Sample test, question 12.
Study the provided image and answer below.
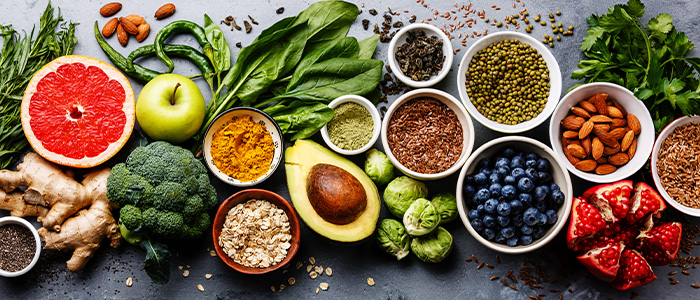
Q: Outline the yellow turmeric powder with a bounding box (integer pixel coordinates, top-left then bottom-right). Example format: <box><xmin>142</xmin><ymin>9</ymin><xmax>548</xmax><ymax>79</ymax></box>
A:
<box><xmin>211</xmin><ymin>115</ymin><xmax>274</xmax><ymax>182</ymax></box>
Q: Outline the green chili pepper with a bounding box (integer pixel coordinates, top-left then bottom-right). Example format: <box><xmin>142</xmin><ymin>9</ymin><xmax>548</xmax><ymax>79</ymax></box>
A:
<box><xmin>151</xmin><ymin>20</ymin><xmax>213</xmax><ymax>73</ymax></box>
<box><xmin>94</xmin><ymin>21</ymin><xmax>159</xmax><ymax>83</ymax></box>
<box><xmin>128</xmin><ymin>44</ymin><xmax>215</xmax><ymax>81</ymax></box>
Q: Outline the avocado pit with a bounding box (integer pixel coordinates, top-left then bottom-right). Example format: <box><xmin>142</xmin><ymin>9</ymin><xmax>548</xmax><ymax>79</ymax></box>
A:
<box><xmin>306</xmin><ymin>163</ymin><xmax>367</xmax><ymax>225</ymax></box>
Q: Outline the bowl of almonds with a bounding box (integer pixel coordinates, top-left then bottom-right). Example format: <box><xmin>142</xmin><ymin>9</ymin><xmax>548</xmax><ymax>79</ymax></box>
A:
<box><xmin>549</xmin><ymin>82</ymin><xmax>654</xmax><ymax>183</ymax></box>
<box><xmin>212</xmin><ymin>189</ymin><xmax>301</xmax><ymax>274</ymax></box>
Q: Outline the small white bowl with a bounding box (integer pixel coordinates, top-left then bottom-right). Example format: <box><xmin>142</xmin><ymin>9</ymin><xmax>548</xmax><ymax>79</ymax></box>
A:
<box><xmin>549</xmin><ymin>82</ymin><xmax>655</xmax><ymax>183</ymax></box>
<box><xmin>651</xmin><ymin>116</ymin><xmax>700</xmax><ymax>217</ymax></box>
<box><xmin>456</xmin><ymin>136</ymin><xmax>573</xmax><ymax>254</ymax></box>
<box><xmin>320</xmin><ymin>95</ymin><xmax>381</xmax><ymax>155</ymax></box>
<box><xmin>0</xmin><ymin>216</ymin><xmax>42</xmax><ymax>277</ymax></box>
<box><xmin>387</xmin><ymin>23</ymin><xmax>453</xmax><ymax>88</ymax></box>
<box><xmin>381</xmin><ymin>88</ymin><xmax>475</xmax><ymax>180</ymax></box>
<box><xmin>457</xmin><ymin>31</ymin><xmax>562</xmax><ymax>133</ymax></box>
<box><xmin>202</xmin><ymin>107</ymin><xmax>284</xmax><ymax>187</ymax></box>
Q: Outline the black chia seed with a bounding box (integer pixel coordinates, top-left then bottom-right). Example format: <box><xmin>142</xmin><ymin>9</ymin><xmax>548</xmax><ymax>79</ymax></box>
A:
<box><xmin>0</xmin><ymin>224</ymin><xmax>36</xmax><ymax>272</ymax></box>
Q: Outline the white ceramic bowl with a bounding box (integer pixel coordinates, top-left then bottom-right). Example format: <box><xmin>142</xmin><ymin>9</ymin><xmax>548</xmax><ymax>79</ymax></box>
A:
<box><xmin>387</xmin><ymin>23</ymin><xmax>453</xmax><ymax>88</ymax></box>
<box><xmin>0</xmin><ymin>216</ymin><xmax>42</xmax><ymax>277</ymax></box>
<box><xmin>381</xmin><ymin>88</ymin><xmax>475</xmax><ymax>180</ymax></box>
<box><xmin>320</xmin><ymin>95</ymin><xmax>381</xmax><ymax>155</ymax></box>
<box><xmin>456</xmin><ymin>136</ymin><xmax>573</xmax><ymax>254</ymax></box>
<box><xmin>202</xmin><ymin>107</ymin><xmax>284</xmax><ymax>187</ymax></box>
<box><xmin>549</xmin><ymin>82</ymin><xmax>655</xmax><ymax>183</ymax></box>
<box><xmin>651</xmin><ymin>116</ymin><xmax>700</xmax><ymax>217</ymax></box>
<box><xmin>457</xmin><ymin>31</ymin><xmax>562</xmax><ymax>133</ymax></box>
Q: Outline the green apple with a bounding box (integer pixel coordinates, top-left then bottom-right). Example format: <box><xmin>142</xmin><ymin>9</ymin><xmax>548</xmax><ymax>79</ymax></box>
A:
<box><xmin>136</xmin><ymin>74</ymin><xmax>206</xmax><ymax>144</ymax></box>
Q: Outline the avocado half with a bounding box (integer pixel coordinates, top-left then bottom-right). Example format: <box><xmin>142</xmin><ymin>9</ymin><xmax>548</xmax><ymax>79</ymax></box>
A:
<box><xmin>285</xmin><ymin>140</ymin><xmax>380</xmax><ymax>243</ymax></box>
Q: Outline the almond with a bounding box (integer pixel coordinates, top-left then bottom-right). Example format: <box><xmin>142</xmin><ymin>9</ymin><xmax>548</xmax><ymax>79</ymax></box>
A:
<box><xmin>620</xmin><ymin>130</ymin><xmax>634</xmax><ymax>151</ymax></box>
<box><xmin>136</xmin><ymin>23</ymin><xmax>150</xmax><ymax>42</ymax></box>
<box><xmin>628</xmin><ymin>137</ymin><xmax>638</xmax><ymax>158</ymax></box>
<box><xmin>595</xmin><ymin>164</ymin><xmax>617</xmax><ymax>175</ymax></box>
<box><xmin>100</xmin><ymin>2</ymin><xmax>122</xmax><ymax>17</ymax></box>
<box><xmin>592</xmin><ymin>137</ymin><xmax>604</xmax><ymax>160</ymax></box>
<box><xmin>125</xmin><ymin>14</ymin><xmax>145</xmax><ymax>26</ymax></box>
<box><xmin>593</xmin><ymin>124</ymin><xmax>610</xmax><ymax>132</ymax></box>
<box><xmin>595</xmin><ymin>156</ymin><xmax>608</xmax><ymax>164</ymax></box>
<box><xmin>102</xmin><ymin>18</ymin><xmax>119</xmax><ymax>37</ymax></box>
<box><xmin>607</xmin><ymin>106</ymin><xmax>623</xmax><ymax>118</ymax></box>
<box><xmin>579</xmin><ymin>121</ymin><xmax>593</xmax><ymax>139</ymax></box>
<box><xmin>155</xmin><ymin>3</ymin><xmax>176</xmax><ymax>19</ymax></box>
<box><xmin>567</xmin><ymin>144</ymin><xmax>587</xmax><ymax>159</ymax></box>
<box><xmin>571</xmin><ymin>107</ymin><xmax>591</xmax><ymax>119</ymax></box>
<box><xmin>627</xmin><ymin>113</ymin><xmax>642</xmax><ymax>135</ymax></box>
<box><xmin>610</xmin><ymin>118</ymin><xmax>628</xmax><ymax>129</ymax></box>
<box><xmin>595</xmin><ymin>131</ymin><xmax>619</xmax><ymax>148</ymax></box>
<box><xmin>590</xmin><ymin>93</ymin><xmax>609</xmax><ymax>116</ymax></box>
<box><xmin>579</xmin><ymin>100</ymin><xmax>597</xmax><ymax>113</ymax></box>
<box><xmin>609</xmin><ymin>127</ymin><xmax>628</xmax><ymax>140</ymax></box>
<box><xmin>119</xmin><ymin>17</ymin><xmax>139</xmax><ymax>35</ymax></box>
<box><xmin>590</xmin><ymin>115</ymin><xmax>613</xmax><ymax>123</ymax></box>
<box><xmin>575</xmin><ymin>160</ymin><xmax>597</xmax><ymax>172</ymax></box>
<box><xmin>612</xmin><ymin>100</ymin><xmax>628</xmax><ymax>116</ymax></box>
<box><xmin>563</xmin><ymin>146</ymin><xmax>580</xmax><ymax>165</ymax></box>
<box><xmin>567</xmin><ymin>139</ymin><xmax>582</xmax><ymax>146</ymax></box>
<box><xmin>117</xmin><ymin>23</ymin><xmax>128</xmax><ymax>47</ymax></box>
<box><xmin>561</xmin><ymin>115</ymin><xmax>584</xmax><ymax>131</ymax></box>
<box><xmin>563</xmin><ymin>131</ymin><xmax>579</xmax><ymax>139</ymax></box>
<box><xmin>608</xmin><ymin>153</ymin><xmax>630</xmax><ymax>166</ymax></box>
<box><xmin>582</xmin><ymin>137</ymin><xmax>592</xmax><ymax>155</ymax></box>
<box><xmin>603</xmin><ymin>144</ymin><xmax>621</xmax><ymax>156</ymax></box>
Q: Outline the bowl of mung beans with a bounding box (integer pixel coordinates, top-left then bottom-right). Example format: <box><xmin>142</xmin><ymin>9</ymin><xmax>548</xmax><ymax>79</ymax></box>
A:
<box><xmin>457</xmin><ymin>31</ymin><xmax>562</xmax><ymax>133</ymax></box>
<box><xmin>651</xmin><ymin>116</ymin><xmax>700</xmax><ymax>217</ymax></box>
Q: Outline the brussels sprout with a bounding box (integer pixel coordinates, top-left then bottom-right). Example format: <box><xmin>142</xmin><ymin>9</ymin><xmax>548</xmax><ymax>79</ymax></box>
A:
<box><xmin>364</xmin><ymin>149</ymin><xmax>395</xmax><ymax>186</ymax></box>
<box><xmin>403</xmin><ymin>198</ymin><xmax>440</xmax><ymax>236</ymax></box>
<box><xmin>383</xmin><ymin>176</ymin><xmax>428</xmax><ymax>218</ymax></box>
<box><xmin>410</xmin><ymin>226</ymin><xmax>453</xmax><ymax>263</ymax></box>
<box><xmin>431</xmin><ymin>192</ymin><xmax>458</xmax><ymax>224</ymax></box>
<box><xmin>376</xmin><ymin>219</ymin><xmax>410</xmax><ymax>260</ymax></box>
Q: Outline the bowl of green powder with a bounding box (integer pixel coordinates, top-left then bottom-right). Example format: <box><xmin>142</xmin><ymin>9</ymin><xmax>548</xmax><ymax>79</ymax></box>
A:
<box><xmin>321</xmin><ymin>95</ymin><xmax>381</xmax><ymax>155</ymax></box>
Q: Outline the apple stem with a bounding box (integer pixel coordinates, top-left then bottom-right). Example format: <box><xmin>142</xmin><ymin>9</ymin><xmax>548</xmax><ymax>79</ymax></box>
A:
<box><xmin>171</xmin><ymin>83</ymin><xmax>181</xmax><ymax>106</ymax></box>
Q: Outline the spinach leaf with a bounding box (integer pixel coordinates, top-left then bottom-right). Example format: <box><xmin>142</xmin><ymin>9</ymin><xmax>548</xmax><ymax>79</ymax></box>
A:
<box><xmin>203</xmin><ymin>14</ymin><xmax>231</xmax><ymax>74</ymax></box>
<box><xmin>140</xmin><ymin>239</ymin><xmax>171</xmax><ymax>285</ymax></box>
<box><xmin>291</xmin><ymin>0</ymin><xmax>358</xmax><ymax>53</ymax></box>
<box><xmin>287</xmin><ymin>37</ymin><xmax>359</xmax><ymax>90</ymax></box>
<box><xmin>357</xmin><ymin>35</ymin><xmax>380</xmax><ymax>59</ymax></box>
<box><xmin>266</xmin><ymin>101</ymin><xmax>335</xmax><ymax>141</ymax></box>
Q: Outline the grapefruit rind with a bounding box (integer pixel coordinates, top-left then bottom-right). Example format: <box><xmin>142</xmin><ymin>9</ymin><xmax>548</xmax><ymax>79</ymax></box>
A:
<box><xmin>21</xmin><ymin>55</ymin><xmax>135</xmax><ymax>168</ymax></box>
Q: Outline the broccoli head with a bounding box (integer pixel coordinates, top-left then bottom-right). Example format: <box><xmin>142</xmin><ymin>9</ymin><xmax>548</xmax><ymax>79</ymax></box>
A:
<box><xmin>120</xmin><ymin>204</ymin><xmax>143</xmax><ymax>231</ymax></box>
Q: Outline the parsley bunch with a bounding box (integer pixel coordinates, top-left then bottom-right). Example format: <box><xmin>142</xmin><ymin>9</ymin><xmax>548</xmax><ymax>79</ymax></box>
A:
<box><xmin>571</xmin><ymin>0</ymin><xmax>700</xmax><ymax>132</ymax></box>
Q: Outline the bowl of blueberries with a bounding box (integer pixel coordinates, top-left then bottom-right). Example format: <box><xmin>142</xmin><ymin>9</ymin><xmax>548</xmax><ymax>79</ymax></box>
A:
<box><xmin>456</xmin><ymin>136</ymin><xmax>573</xmax><ymax>254</ymax></box>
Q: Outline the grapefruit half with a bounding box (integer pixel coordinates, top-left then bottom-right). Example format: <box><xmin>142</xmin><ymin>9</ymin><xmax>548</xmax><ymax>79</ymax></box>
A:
<box><xmin>21</xmin><ymin>55</ymin><xmax>135</xmax><ymax>168</ymax></box>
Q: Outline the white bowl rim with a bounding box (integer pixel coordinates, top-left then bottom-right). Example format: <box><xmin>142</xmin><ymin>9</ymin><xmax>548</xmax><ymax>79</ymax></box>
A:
<box><xmin>320</xmin><ymin>95</ymin><xmax>381</xmax><ymax>155</ymax></box>
<box><xmin>455</xmin><ymin>136</ymin><xmax>573</xmax><ymax>254</ymax></box>
<box><xmin>0</xmin><ymin>216</ymin><xmax>42</xmax><ymax>277</ymax></box>
<box><xmin>650</xmin><ymin>115</ymin><xmax>700</xmax><ymax>217</ymax></box>
<box><xmin>456</xmin><ymin>31</ymin><xmax>562</xmax><ymax>133</ymax></box>
<box><xmin>549</xmin><ymin>82</ymin><xmax>655</xmax><ymax>183</ymax></box>
<box><xmin>387</xmin><ymin>23</ymin><xmax>454</xmax><ymax>88</ymax></box>
<box><xmin>381</xmin><ymin>88</ymin><xmax>475</xmax><ymax>180</ymax></box>
<box><xmin>202</xmin><ymin>107</ymin><xmax>284</xmax><ymax>187</ymax></box>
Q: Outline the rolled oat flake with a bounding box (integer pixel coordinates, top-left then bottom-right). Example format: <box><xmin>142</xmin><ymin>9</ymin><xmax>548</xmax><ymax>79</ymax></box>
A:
<box><xmin>327</xmin><ymin>102</ymin><xmax>374</xmax><ymax>151</ymax></box>
<box><xmin>0</xmin><ymin>224</ymin><xmax>36</xmax><ymax>272</ymax></box>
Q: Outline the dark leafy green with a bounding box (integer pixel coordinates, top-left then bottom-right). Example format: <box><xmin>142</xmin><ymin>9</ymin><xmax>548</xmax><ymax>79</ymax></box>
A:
<box><xmin>572</xmin><ymin>0</ymin><xmax>700</xmax><ymax>132</ymax></box>
<box><xmin>357</xmin><ymin>35</ymin><xmax>379</xmax><ymax>59</ymax></box>
<box><xmin>290</xmin><ymin>0</ymin><xmax>358</xmax><ymax>53</ymax></box>
<box><xmin>287</xmin><ymin>36</ymin><xmax>360</xmax><ymax>90</ymax></box>
<box><xmin>140</xmin><ymin>240</ymin><xmax>171</xmax><ymax>285</ymax></box>
<box><xmin>266</xmin><ymin>101</ymin><xmax>335</xmax><ymax>141</ymax></box>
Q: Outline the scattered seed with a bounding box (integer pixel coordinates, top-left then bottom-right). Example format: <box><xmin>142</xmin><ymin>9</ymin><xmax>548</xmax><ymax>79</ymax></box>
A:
<box><xmin>326</xmin><ymin>267</ymin><xmax>333</xmax><ymax>276</ymax></box>
<box><xmin>276</xmin><ymin>7</ymin><xmax>284</xmax><ymax>14</ymax></box>
<box><xmin>235</xmin><ymin>42</ymin><xmax>242</xmax><ymax>48</ymax></box>
<box><xmin>478</xmin><ymin>262</ymin><xmax>485</xmax><ymax>269</ymax></box>
<box><xmin>197</xmin><ymin>284</ymin><xmax>205</xmax><ymax>292</ymax></box>
<box><xmin>288</xmin><ymin>277</ymin><xmax>296</xmax><ymax>285</ymax></box>
<box><xmin>490</xmin><ymin>276</ymin><xmax>499</xmax><ymax>281</ymax></box>
<box><xmin>309</xmin><ymin>271</ymin><xmax>318</xmax><ymax>279</ymax></box>
<box><xmin>126</xmin><ymin>277</ymin><xmax>133</xmax><ymax>287</ymax></box>
<box><xmin>367</xmin><ymin>278</ymin><xmax>375</xmax><ymax>286</ymax></box>
<box><xmin>510</xmin><ymin>285</ymin><xmax>519</xmax><ymax>291</ymax></box>
<box><xmin>209</xmin><ymin>250</ymin><xmax>216</xmax><ymax>257</ymax></box>
<box><xmin>315</xmin><ymin>287</ymin><xmax>319</xmax><ymax>294</ymax></box>
<box><xmin>309</xmin><ymin>257</ymin><xmax>316</xmax><ymax>265</ymax></box>
<box><xmin>205</xmin><ymin>274</ymin><xmax>212</xmax><ymax>279</ymax></box>
<box><xmin>692</xmin><ymin>283</ymin><xmax>700</xmax><ymax>288</ymax></box>
<box><xmin>248</xmin><ymin>15</ymin><xmax>258</xmax><ymax>25</ymax></box>
<box><xmin>280</xmin><ymin>284</ymin><xmax>286</xmax><ymax>290</ymax></box>
<box><xmin>472</xmin><ymin>255</ymin><xmax>479</xmax><ymax>263</ymax></box>
<box><xmin>556</xmin><ymin>11</ymin><xmax>561</xmax><ymax>15</ymax></box>
<box><xmin>315</xmin><ymin>266</ymin><xmax>324</xmax><ymax>274</ymax></box>
<box><xmin>183</xmin><ymin>270</ymin><xmax>190</xmax><ymax>277</ymax></box>
<box><xmin>319</xmin><ymin>282</ymin><xmax>329</xmax><ymax>291</ymax></box>
<box><xmin>670</xmin><ymin>280</ymin><xmax>679</xmax><ymax>285</ymax></box>
<box><xmin>296</xmin><ymin>261</ymin><xmax>303</xmax><ymax>269</ymax></box>
<box><xmin>683</xmin><ymin>270</ymin><xmax>690</xmax><ymax>275</ymax></box>
<box><xmin>466</xmin><ymin>257</ymin><xmax>473</xmax><ymax>262</ymax></box>
<box><xmin>502</xmin><ymin>279</ymin><xmax>508</xmax><ymax>286</ymax></box>
<box><xmin>486</xmin><ymin>264</ymin><xmax>494</xmax><ymax>269</ymax></box>
<box><xmin>178</xmin><ymin>265</ymin><xmax>184</xmax><ymax>270</ymax></box>
<box><xmin>307</xmin><ymin>265</ymin><xmax>313</xmax><ymax>273</ymax></box>
<box><xmin>496</xmin><ymin>256</ymin><xmax>501</xmax><ymax>264</ymax></box>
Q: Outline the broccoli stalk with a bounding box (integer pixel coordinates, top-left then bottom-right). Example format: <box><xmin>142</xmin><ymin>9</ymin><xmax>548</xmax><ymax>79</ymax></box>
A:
<box><xmin>119</xmin><ymin>222</ymin><xmax>171</xmax><ymax>285</ymax></box>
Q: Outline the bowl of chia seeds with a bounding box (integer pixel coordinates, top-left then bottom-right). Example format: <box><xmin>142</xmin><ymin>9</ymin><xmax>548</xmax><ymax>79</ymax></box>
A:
<box><xmin>320</xmin><ymin>95</ymin><xmax>381</xmax><ymax>156</ymax></box>
<box><xmin>457</xmin><ymin>31</ymin><xmax>562</xmax><ymax>133</ymax></box>
<box><xmin>387</xmin><ymin>23</ymin><xmax>453</xmax><ymax>88</ymax></box>
<box><xmin>0</xmin><ymin>216</ymin><xmax>42</xmax><ymax>277</ymax></box>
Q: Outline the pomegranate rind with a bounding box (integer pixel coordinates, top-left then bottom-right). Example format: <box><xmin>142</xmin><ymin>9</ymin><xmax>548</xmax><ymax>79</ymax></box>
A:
<box><xmin>583</xmin><ymin>180</ymin><xmax>632</xmax><ymax>222</ymax></box>
<box><xmin>610</xmin><ymin>249</ymin><xmax>657</xmax><ymax>290</ymax></box>
<box><xmin>21</xmin><ymin>55</ymin><xmax>135</xmax><ymax>168</ymax></box>
<box><xmin>626</xmin><ymin>182</ymin><xmax>666</xmax><ymax>224</ymax></box>
<box><xmin>639</xmin><ymin>222</ymin><xmax>682</xmax><ymax>266</ymax></box>
<box><xmin>577</xmin><ymin>241</ymin><xmax>624</xmax><ymax>283</ymax></box>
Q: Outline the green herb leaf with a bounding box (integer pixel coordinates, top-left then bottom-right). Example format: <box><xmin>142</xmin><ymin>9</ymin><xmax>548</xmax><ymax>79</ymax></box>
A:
<box><xmin>623</xmin><ymin>0</ymin><xmax>645</xmax><ymax>19</ymax></box>
<box><xmin>581</xmin><ymin>26</ymin><xmax>606</xmax><ymax>51</ymax></box>
<box><xmin>357</xmin><ymin>35</ymin><xmax>380</xmax><ymax>59</ymax></box>
<box><xmin>291</xmin><ymin>0</ymin><xmax>358</xmax><ymax>53</ymax></box>
<box><xmin>140</xmin><ymin>239</ymin><xmax>171</xmax><ymax>285</ymax></box>
<box><xmin>267</xmin><ymin>101</ymin><xmax>335</xmax><ymax>141</ymax></box>
<box><xmin>203</xmin><ymin>14</ymin><xmax>231</xmax><ymax>74</ymax></box>
<box><xmin>287</xmin><ymin>36</ymin><xmax>359</xmax><ymax>90</ymax></box>
<box><xmin>647</xmin><ymin>13</ymin><xmax>673</xmax><ymax>42</ymax></box>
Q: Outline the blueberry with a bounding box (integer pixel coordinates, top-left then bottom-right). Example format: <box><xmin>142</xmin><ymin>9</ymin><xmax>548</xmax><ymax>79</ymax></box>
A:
<box><xmin>464</xmin><ymin>184</ymin><xmax>476</xmax><ymax>197</ymax></box>
<box><xmin>484</xmin><ymin>199</ymin><xmax>499</xmax><ymax>214</ymax></box>
<box><xmin>537</xmin><ymin>213</ymin><xmax>548</xmax><ymax>225</ymax></box>
<box><xmin>532</xmin><ymin>226</ymin><xmax>545</xmax><ymax>239</ymax></box>
<box><xmin>519</xmin><ymin>193</ymin><xmax>533</xmax><ymax>207</ymax></box>
<box><xmin>465</xmin><ymin>175</ymin><xmax>475</xmax><ymax>184</ymax></box>
<box><xmin>504</xmin><ymin>175</ymin><xmax>516</xmax><ymax>185</ymax></box>
<box><xmin>497</xmin><ymin>215</ymin><xmax>511</xmax><ymax>227</ymax></box>
<box><xmin>520</xmin><ymin>225</ymin><xmax>534</xmax><ymax>235</ymax></box>
<box><xmin>494</xmin><ymin>232</ymin><xmax>506</xmax><ymax>244</ymax></box>
<box><xmin>468</xmin><ymin>209</ymin><xmax>480</xmax><ymax>220</ymax></box>
<box><xmin>482</xmin><ymin>228</ymin><xmax>496</xmax><ymax>240</ymax></box>
<box><xmin>549</xmin><ymin>183</ymin><xmax>560</xmax><ymax>192</ymax></box>
<box><xmin>536</xmin><ymin>158</ymin><xmax>550</xmax><ymax>172</ymax></box>
<box><xmin>496</xmin><ymin>166</ymin><xmax>510</xmax><ymax>179</ymax></box>
<box><xmin>510</xmin><ymin>156</ymin><xmax>525</xmax><ymax>169</ymax></box>
<box><xmin>550</xmin><ymin>190</ymin><xmax>565</xmax><ymax>206</ymax></box>
<box><xmin>502</xmin><ymin>147</ymin><xmax>516</xmax><ymax>158</ymax></box>
<box><xmin>533</xmin><ymin>186</ymin><xmax>547</xmax><ymax>202</ymax></box>
<box><xmin>476</xmin><ymin>204</ymin><xmax>485</xmax><ymax>214</ymax></box>
<box><xmin>483</xmin><ymin>214</ymin><xmax>496</xmax><ymax>228</ymax></box>
<box><xmin>497</xmin><ymin>202</ymin><xmax>512</xmax><ymax>216</ymax></box>
<box><xmin>475</xmin><ymin>188</ymin><xmax>491</xmax><ymax>203</ymax></box>
<box><xmin>474</xmin><ymin>173</ymin><xmax>488</xmax><ymax>186</ymax></box>
<box><xmin>517</xmin><ymin>177</ymin><xmax>535</xmax><ymax>192</ymax></box>
<box><xmin>489</xmin><ymin>173</ymin><xmax>500</xmax><ymax>184</ymax></box>
<box><xmin>539</xmin><ymin>185</ymin><xmax>550</xmax><ymax>197</ymax></box>
<box><xmin>523</xmin><ymin>208</ymin><xmax>539</xmax><ymax>226</ymax></box>
<box><xmin>519</xmin><ymin>235</ymin><xmax>533</xmax><ymax>245</ymax></box>
<box><xmin>546</xmin><ymin>209</ymin><xmax>558</xmax><ymax>225</ymax></box>
<box><xmin>525</xmin><ymin>167</ymin><xmax>539</xmax><ymax>180</ymax></box>
<box><xmin>501</xmin><ymin>185</ymin><xmax>517</xmax><ymax>199</ymax></box>
<box><xmin>477</xmin><ymin>158</ymin><xmax>492</xmax><ymax>169</ymax></box>
<box><xmin>525</xmin><ymin>152</ymin><xmax>540</xmax><ymax>161</ymax></box>
<box><xmin>535</xmin><ymin>200</ymin><xmax>547</xmax><ymax>212</ymax></box>
<box><xmin>489</xmin><ymin>183</ymin><xmax>503</xmax><ymax>195</ymax></box>
<box><xmin>509</xmin><ymin>200</ymin><xmax>524</xmax><ymax>214</ymax></box>
<box><xmin>471</xmin><ymin>218</ymin><xmax>484</xmax><ymax>231</ymax></box>
<box><xmin>495</xmin><ymin>157</ymin><xmax>510</xmax><ymax>169</ymax></box>
<box><xmin>536</xmin><ymin>172</ymin><xmax>552</xmax><ymax>184</ymax></box>
<box><xmin>511</xmin><ymin>167</ymin><xmax>526</xmax><ymax>180</ymax></box>
<box><xmin>512</xmin><ymin>214</ymin><xmax>524</xmax><ymax>226</ymax></box>
<box><xmin>479</xmin><ymin>167</ymin><xmax>492</xmax><ymax>176</ymax></box>
<box><xmin>525</xmin><ymin>159</ymin><xmax>537</xmax><ymax>168</ymax></box>
<box><xmin>501</xmin><ymin>227</ymin><xmax>515</xmax><ymax>239</ymax></box>
<box><xmin>507</xmin><ymin>236</ymin><xmax>519</xmax><ymax>247</ymax></box>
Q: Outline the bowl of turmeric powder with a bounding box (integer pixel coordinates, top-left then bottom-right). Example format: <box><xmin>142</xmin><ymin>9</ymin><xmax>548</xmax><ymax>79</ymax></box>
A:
<box><xmin>202</xmin><ymin>107</ymin><xmax>284</xmax><ymax>187</ymax></box>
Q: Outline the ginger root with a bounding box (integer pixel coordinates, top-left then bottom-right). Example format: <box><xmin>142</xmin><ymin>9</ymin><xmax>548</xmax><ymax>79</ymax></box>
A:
<box><xmin>0</xmin><ymin>153</ymin><xmax>121</xmax><ymax>272</ymax></box>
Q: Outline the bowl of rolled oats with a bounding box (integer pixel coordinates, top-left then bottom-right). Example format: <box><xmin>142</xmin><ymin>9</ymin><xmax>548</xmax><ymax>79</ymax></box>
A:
<box><xmin>212</xmin><ymin>189</ymin><xmax>301</xmax><ymax>274</ymax></box>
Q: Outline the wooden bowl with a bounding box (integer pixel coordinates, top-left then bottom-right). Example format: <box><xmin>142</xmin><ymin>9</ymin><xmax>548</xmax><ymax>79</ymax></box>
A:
<box><xmin>212</xmin><ymin>189</ymin><xmax>300</xmax><ymax>274</ymax></box>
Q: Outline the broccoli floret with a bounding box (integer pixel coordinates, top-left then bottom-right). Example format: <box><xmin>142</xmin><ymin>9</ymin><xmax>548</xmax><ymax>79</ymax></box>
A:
<box><xmin>120</xmin><ymin>204</ymin><xmax>143</xmax><ymax>231</ymax></box>
<box><xmin>106</xmin><ymin>164</ymin><xmax>154</xmax><ymax>207</ymax></box>
<box><xmin>182</xmin><ymin>195</ymin><xmax>204</xmax><ymax>222</ymax></box>
<box><xmin>182</xmin><ymin>213</ymin><xmax>210</xmax><ymax>240</ymax></box>
<box><xmin>197</xmin><ymin>174</ymin><xmax>219</xmax><ymax>210</ymax></box>
<box><xmin>151</xmin><ymin>211</ymin><xmax>184</xmax><ymax>239</ymax></box>
<box><xmin>152</xmin><ymin>181</ymin><xmax>187</xmax><ymax>212</ymax></box>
